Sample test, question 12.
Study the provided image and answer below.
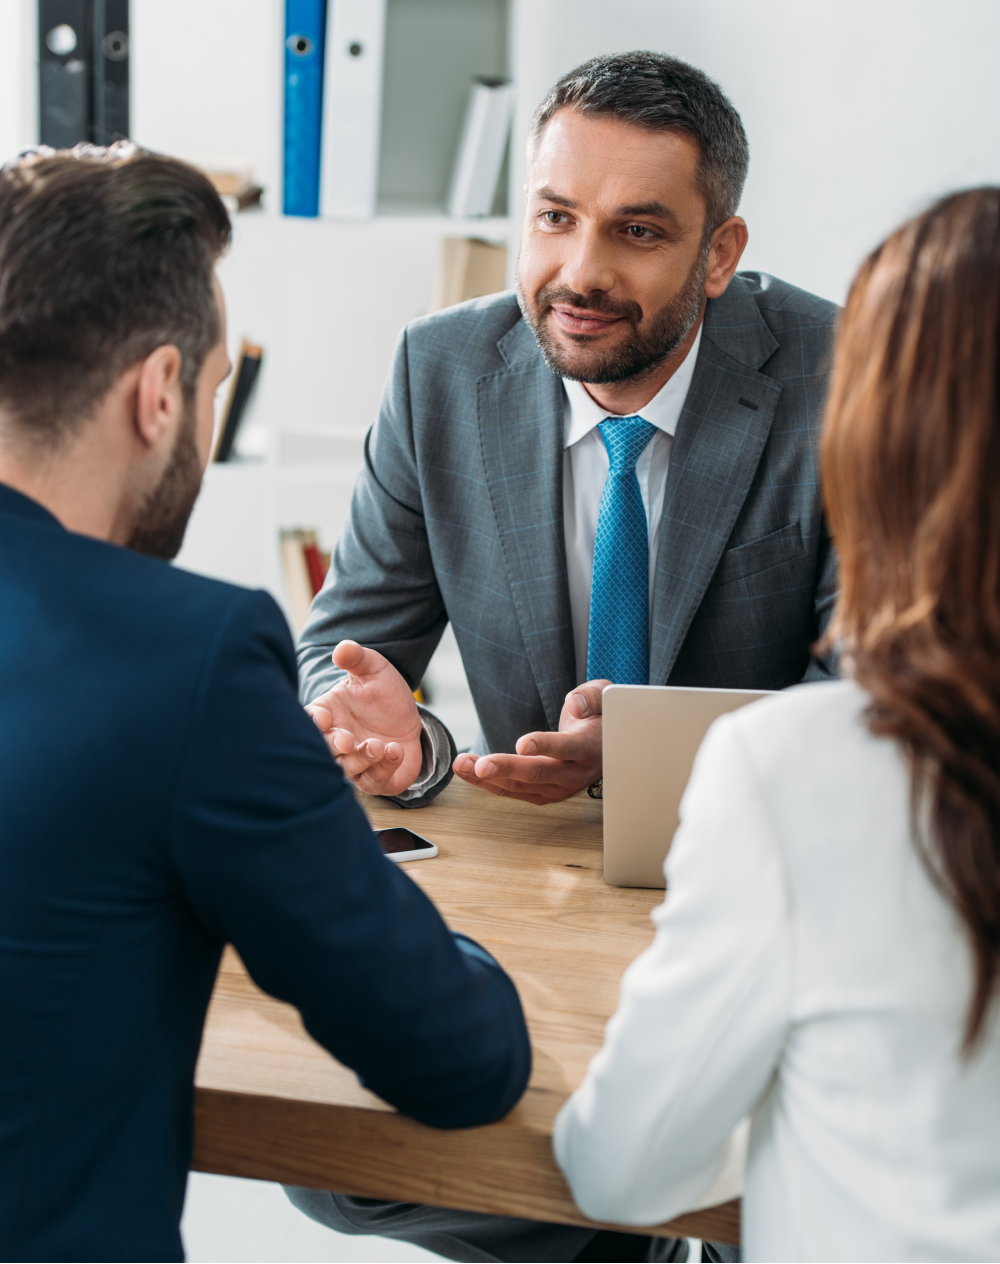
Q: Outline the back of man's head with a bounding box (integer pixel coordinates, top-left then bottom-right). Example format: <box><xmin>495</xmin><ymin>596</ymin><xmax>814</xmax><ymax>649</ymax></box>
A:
<box><xmin>530</xmin><ymin>51</ymin><xmax>749</xmax><ymax>238</ymax></box>
<box><xmin>0</xmin><ymin>145</ymin><xmax>231</xmax><ymax>450</ymax></box>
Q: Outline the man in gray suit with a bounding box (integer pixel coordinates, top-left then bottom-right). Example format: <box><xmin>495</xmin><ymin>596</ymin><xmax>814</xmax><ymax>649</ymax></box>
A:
<box><xmin>288</xmin><ymin>49</ymin><xmax>835</xmax><ymax>1263</ymax></box>
<box><xmin>297</xmin><ymin>50</ymin><xmax>837</xmax><ymax>826</ymax></box>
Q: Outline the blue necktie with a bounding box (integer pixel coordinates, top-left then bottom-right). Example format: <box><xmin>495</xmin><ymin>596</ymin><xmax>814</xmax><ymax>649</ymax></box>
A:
<box><xmin>587</xmin><ymin>416</ymin><xmax>657</xmax><ymax>684</ymax></box>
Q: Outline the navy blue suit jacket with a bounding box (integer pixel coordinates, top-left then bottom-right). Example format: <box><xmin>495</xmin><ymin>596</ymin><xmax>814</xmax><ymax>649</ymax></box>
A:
<box><xmin>0</xmin><ymin>484</ymin><xmax>530</xmax><ymax>1262</ymax></box>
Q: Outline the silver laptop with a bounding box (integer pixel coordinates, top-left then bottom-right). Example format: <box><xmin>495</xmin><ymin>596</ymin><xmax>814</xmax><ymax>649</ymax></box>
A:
<box><xmin>602</xmin><ymin>684</ymin><xmax>772</xmax><ymax>888</ymax></box>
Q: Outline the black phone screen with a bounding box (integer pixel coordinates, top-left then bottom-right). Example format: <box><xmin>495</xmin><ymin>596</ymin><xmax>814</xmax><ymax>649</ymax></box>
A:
<box><xmin>376</xmin><ymin>827</ymin><xmax>435</xmax><ymax>854</ymax></box>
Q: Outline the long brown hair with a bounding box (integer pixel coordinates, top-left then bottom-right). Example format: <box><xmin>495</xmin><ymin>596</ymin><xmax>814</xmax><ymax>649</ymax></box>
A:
<box><xmin>822</xmin><ymin>187</ymin><xmax>1000</xmax><ymax>1049</ymax></box>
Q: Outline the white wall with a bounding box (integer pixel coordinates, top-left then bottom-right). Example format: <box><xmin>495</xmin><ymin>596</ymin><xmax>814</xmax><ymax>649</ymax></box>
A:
<box><xmin>511</xmin><ymin>0</ymin><xmax>1000</xmax><ymax>305</ymax></box>
<box><xmin>0</xmin><ymin>0</ymin><xmax>38</xmax><ymax>161</ymax></box>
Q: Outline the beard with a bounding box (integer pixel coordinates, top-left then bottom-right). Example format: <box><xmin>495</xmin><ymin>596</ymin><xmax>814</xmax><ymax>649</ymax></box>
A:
<box><xmin>517</xmin><ymin>248</ymin><xmax>708</xmax><ymax>385</ymax></box>
<box><xmin>125</xmin><ymin>404</ymin><xmax>204</xmax><ymax>560</ymax></box>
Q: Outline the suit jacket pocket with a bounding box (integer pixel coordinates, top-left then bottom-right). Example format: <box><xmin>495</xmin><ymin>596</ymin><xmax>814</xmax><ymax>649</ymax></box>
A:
<box><xmin>711</xmin><ymin>521</ymin><xmax>805</xmax><ymax>588</ymax></box>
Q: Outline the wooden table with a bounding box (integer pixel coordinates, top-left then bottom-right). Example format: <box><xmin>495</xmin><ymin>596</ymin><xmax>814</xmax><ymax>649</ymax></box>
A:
<box><xmin>192</xmin><ymin>778</ymin><xmax>741</xmax><ymax>1247</ymax></box>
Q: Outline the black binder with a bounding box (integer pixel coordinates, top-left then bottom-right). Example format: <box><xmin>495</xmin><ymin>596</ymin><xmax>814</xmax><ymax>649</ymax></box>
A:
<box><xmin>92</xmin><ymin>0</ymin><xmax>130</xmax><ymax>145</ymax></box>
<box><xmin>39</xmin><ymin>0</ymin><xmax>129</xmax><ymax>149</ymax></box>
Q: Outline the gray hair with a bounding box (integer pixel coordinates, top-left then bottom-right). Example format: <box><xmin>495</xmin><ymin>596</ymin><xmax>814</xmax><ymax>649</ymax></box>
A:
<box><xmin>529</xmin><ymin>51</ymin><xmax>749</xmax><ymax>236</ymax></box>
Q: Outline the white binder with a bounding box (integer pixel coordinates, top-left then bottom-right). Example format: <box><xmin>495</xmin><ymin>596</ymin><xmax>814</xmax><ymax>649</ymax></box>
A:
<box><xmin>447</xmin><ymin>78</ymin><xmax>514</xmax><ymax>219</ymax></box>
<box><xmin>320</xmin><ymin>0</ymin><xmax>387</xmax><ymax>219</ymax></box>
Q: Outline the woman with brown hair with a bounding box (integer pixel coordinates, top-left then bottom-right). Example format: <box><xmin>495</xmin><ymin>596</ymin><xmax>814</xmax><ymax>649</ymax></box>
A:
<box><xmin>554</xmin><ymin>187</ymin><xmax>1000</xmax><ymax>1262</ymax></box>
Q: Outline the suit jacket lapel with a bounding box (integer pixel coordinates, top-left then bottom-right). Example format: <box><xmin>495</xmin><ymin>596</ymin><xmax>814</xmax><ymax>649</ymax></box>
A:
<box><xmin>649</xmin><ymin>280</ymin><xmax>784</xmax><ymax>684</ymax></box>
<box><xmin>477</xmin><ymin>320</ymin><xmax>576</xmax><ymax>728</ymax></box>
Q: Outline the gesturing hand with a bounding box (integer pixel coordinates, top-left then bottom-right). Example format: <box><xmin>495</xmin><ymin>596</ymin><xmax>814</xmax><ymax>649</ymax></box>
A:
<box><xmin>452</xmin><ymin>679</ymin><xmax>610</xmax><ymax>806</ymax></box>
<box><xmin>305</xmin><ymin>640</ymin><xmax>424</xmax><ymax>796</ymax></box>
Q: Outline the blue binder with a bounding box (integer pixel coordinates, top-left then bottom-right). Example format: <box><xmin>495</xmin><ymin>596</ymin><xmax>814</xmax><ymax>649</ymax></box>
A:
<box><xmin>283</xmin><ymin>0</ymin><xmax>327</xmax><ymax>217</ymax></box>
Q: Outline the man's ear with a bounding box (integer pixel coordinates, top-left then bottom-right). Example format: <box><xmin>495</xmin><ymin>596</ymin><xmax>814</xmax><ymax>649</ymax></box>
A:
<box><xmin>703</xmin><ymin>216</ymin><xmax>749</xmax><ymax>299</ymax></box>
<box><xmin>134</xmin><ymin>345</ymin><xmax>184</xmax><ymax>450</ymax></box>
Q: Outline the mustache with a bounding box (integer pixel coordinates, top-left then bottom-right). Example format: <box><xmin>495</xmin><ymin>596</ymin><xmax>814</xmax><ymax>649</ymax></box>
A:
<box><xmin>535</xmin><ymin>285</ymin><xmax>643</xmax><ymax>325</ymax></box>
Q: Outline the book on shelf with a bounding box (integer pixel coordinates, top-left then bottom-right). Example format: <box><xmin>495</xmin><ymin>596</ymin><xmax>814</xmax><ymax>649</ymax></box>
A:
<box><xmin>213</xmin><ymin>339</ymin><xmax>263</xmax><ymax>463</ymax></box>
<box><xmin>447</xmin><ymin>77</ymin><xmax>514</xmax><ymax>219</ymax></box>
<box><xmin>433</xmin><ymin>238</ymin><xmax>508</xmax><ymax>311</ymax></box>
<box><xmin>280</xmin><ymin>529</ymin><xmax>331</xmax><ymax>634</ymax></box>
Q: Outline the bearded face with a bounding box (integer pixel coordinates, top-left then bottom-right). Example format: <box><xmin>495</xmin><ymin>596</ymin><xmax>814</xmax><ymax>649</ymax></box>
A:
<box><xmin>517</xmin><ymin>245</ymin><xmax>708</xmax><ymax>387</ymax></box>
<box><xmin>124</xmin><ymin>402</ymin><xmax>203</xmax><ymax>561</ymax></box>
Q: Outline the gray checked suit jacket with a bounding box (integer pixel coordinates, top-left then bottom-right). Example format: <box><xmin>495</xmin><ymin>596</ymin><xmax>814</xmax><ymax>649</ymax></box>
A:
<box><xmin>299</xmin><ymin>273</ymin><xmax>840</xmax><ymax>796</ymax></box>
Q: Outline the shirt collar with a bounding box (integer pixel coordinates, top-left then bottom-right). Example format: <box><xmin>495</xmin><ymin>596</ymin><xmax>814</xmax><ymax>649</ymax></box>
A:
<box><xmin>562</xmin><ymin>321</ymin><xmax>703</xmax><ymax>449</ymax></box>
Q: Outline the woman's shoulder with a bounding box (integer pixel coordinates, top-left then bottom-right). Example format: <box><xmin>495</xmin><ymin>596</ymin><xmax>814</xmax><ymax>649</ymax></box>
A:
<box><xmin>732</xmin><ymin>677</ymin><xmax>868</xmax><ymax>735</ymax></box>
<box><xmin>708</xmin><ymin>677</ymin><xmax>894</xmax><ymax>789</ymax></box>
<box><xmin>708</xmin><ymin>677</ymin><xmax>907</xmax><ymax>829</ymax></box>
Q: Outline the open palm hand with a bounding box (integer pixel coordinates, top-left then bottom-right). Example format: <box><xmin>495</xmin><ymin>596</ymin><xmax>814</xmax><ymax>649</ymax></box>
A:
<box><xmin>306</xmin><ymin>641</ymin><xmax>424</xmax><ymax>796</ymax></box>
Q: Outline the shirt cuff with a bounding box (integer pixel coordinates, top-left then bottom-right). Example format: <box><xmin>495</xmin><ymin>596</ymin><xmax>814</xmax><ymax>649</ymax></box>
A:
<box><xmin>388</xmin><ymin>705</ymin><xmax>457</xmax><ymax>808</ymax></box>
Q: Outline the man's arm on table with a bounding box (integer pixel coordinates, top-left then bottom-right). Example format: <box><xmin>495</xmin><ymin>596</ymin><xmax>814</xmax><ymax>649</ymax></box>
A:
<box><xmin>170</xmin><ymin>588</ymin><xmax>530</xmax><ymax>1127</ymax></box>
<box><xmin>553</xmin><ymin>712</ymin><xmax>789</xmax><ymax>1223</ymax></box>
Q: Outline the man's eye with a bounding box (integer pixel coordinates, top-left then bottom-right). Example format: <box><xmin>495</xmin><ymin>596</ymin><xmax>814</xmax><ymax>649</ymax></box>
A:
<box><xmin>626</xmin><ymin>225</ymin><xmax>655</xmax><ymax>239</ymax></box>
<box><xmin>543</xmin><ymin>210</ymin><xmax>567</xmax><ymax>224</ymax></box>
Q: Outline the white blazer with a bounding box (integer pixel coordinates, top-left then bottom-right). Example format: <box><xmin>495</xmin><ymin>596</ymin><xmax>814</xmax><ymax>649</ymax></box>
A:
<box><xmin>554</xmin><ymin>680</ymin><xmax>1000</xmax><ymax>1262</ymax></box>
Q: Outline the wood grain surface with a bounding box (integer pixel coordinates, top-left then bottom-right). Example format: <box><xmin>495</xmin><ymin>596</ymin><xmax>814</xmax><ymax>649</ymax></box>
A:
<box><xmin>192</xmin><ymin>778</ymin><xmax>741</xmax><ymax>1246</ymax></box>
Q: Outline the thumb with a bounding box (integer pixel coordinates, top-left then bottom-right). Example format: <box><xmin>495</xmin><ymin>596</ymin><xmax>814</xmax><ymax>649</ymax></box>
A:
<box><xmin>331</xmin><ymin>639</ymin><xmax>384</xmax><ymax>680</ymax></box>
<box><xmin>566</xmin><ymin>679</ymin><xmax>611</xmax><ymax>719</ymax></box>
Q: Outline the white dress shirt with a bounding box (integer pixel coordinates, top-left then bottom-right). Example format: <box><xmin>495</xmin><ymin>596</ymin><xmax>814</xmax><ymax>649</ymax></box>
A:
<box><xmin>554</xmin><ymin>679</ymin><xmax>1000</xmax><ymax>1261</ymax></box>
<box><xmin>562</xmin><ymin>324</ymin><xmax>702</xmax><ymax>683</ymax></box>
<box><xmin>409</xmin><ymin>324</ymin><xmax>703</xmax><ymax>779</ymax></box>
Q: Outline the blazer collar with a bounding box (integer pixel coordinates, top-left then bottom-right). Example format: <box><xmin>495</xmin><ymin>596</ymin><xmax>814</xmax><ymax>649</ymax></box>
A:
<box><xmin>0</xmin><ymin>481</ymin><xmax>64</xmax><ymax>530</ymax></box>
<box><xmin>497</xmin><ymin>313</ymin><xmax>544</xmax><ymax>370</ymax></box>
<box><xmin>648</xmin><ymin>278</ymin><xmax>784</xmax><ymax>683</ymax></box>
<box><xmin>701</xmin><ymin>273</ymin><xmax>779</xmax><ymax>370</ymax></box>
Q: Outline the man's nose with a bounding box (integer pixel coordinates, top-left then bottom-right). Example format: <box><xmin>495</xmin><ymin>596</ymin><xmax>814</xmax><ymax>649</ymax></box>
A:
<box><xmin>558</xmin><ymin>223</ymin><xmax>616</xmax><ymax>296</ymax></box>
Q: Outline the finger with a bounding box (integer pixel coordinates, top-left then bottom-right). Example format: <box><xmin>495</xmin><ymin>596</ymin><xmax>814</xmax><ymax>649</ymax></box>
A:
<box><xmin>351</xmin><ymin>750</ymin><xmax>408</xmax><ymax>795</ymax></box>
<box><xmin>452</xmin><ymin>767</ymin><xmax>573</xmax><ymax>806</ymax></box>
<box><xmin>358</xmin><ymin>737</ymin><xmax>386</xmax><ymax>762</ymax></box>
<box><xmin>338</xmin><ymin>742</ymin><xmax>401</xmax><ymax>779</ymax></box>
<box><xmin>473</xmin><ymin>753</ymin><xmax>579</xmax><ymax>787</ymax></box>
<box><xmin>305</xmin><ymin>701</ymin><xmax>334</xmax><ymax>733</ymax></box>
<box><xmin>515</xmin><ymin>729</ymin><xmax>599</xmax><ymax>761</ymax></box>
<box><xmin>452</xmin><ymin>753</ymin><xmax>479</xmax><ymax>776</ymax></box>
<box><xmin>564</xmin><ymin>679</ymin><xmax>612</xmax><ymax>719</ymax></box>
<box><xmin>355</xmin><ymin>738</ymin><xmax>403</xmax><ymax>765</ymax></box>
<box><xmin>331</xmin><ymin>639</ymin><xmax>388</xmax><ymax>681</ymax></box>
<box><xmin>331</xmin><ymin>727</ymin><xmax>359</xmax><ymax>756</ymax></box>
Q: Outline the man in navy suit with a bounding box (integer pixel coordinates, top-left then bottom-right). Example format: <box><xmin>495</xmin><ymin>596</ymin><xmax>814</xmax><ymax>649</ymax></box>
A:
<box><xmin>0</xmin><ymin>146</ymin><xmax>530</xmax><ymax>1262</ymax></box>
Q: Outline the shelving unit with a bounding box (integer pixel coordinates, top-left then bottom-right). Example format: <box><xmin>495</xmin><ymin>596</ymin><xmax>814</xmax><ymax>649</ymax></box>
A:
<box><xmin>173</xmin><ymin>0</ymin><xmax>514</xmax><ymax>625</ymax></box>
<box><xmin>377</xmin><ymin>0</ymin><xmax>510</xmax><ymax>218</ymax></box>
<box><xmin>175</xmin><ymin>202</ymin><xmax>513</xmax><ymax>627</ymax></box>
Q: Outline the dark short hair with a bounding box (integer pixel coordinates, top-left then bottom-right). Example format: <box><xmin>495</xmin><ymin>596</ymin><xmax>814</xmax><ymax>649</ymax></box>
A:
<box><xmin>529</xmin><ymin>51</ymin><xmax>749</xmax><ymax>236</ymax></box>
<box><xmin>0</xmin><ymin>144</ymin><xmax>231</xmax><ymax>445</ymax></box>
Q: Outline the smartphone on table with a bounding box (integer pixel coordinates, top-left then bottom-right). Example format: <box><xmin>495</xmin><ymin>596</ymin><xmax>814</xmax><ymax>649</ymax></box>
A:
<box><xmin>375</xmin><ymin>827</ymin><xmax>438</xmax><ymax>863</ymax></box>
